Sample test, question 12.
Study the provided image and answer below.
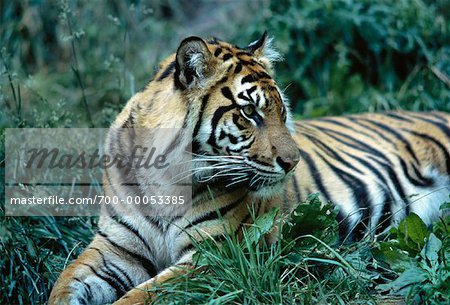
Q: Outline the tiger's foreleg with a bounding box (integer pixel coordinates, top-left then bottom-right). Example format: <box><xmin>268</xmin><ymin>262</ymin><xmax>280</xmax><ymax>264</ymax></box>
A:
<box><xmin>112</xmin><ymin>252</ymin><xmax>195</xmax><ymax>305</ymax></box>
<box><xmin>49</xmin><ymin>235</ymin><xmax>151</xmax><ymax>305</ymax></box>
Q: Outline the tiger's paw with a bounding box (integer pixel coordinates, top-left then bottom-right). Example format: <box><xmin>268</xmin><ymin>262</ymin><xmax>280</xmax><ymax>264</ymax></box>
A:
<box><xmin>48</xmin><ymin>288</ymin><xmax>86</xmax><ymax>305</ymax></box>
<box><xmin>112</xmin><ymin>288</ymin><xmax>156</xmax><ymax>305</ymax></box>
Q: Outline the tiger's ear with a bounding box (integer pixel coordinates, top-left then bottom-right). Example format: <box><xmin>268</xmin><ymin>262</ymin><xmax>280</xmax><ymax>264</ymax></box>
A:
<box><xmin>246</xmin><ymin>31</ymin><xmax>281</xmax><ymax>72</ymax></box>
<box><xmin>175</xmin><ymin>37</ymin><xmax>212</xmax><ymax>89</ymax></box>
<box><xmin>246</xmin><ymin>31</ymin><xmax>268</xmax><ymax>57</ymax></box>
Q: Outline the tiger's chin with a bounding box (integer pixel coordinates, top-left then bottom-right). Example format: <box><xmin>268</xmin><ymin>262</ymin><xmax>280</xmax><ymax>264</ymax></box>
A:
<box><xmin>246</xmin><ymin>177</ymin><xmax>287</xmax><ymax>199</ymax></box>
<box><xmin>249</xmin><ymin>183</ymin><xmax>285</xmax><ymax>199</ymax></box>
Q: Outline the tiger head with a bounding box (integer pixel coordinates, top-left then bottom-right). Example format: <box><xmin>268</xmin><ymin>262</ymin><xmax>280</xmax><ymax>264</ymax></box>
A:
<box><xmin>170</xmin><ymin>33</ymin><xmax>300</xmax><ymax>195</ymax></box>
<box><xmin>132</xmin><ymin>34</ymin><xmax>300</xmax><ymax>197</ymax></box>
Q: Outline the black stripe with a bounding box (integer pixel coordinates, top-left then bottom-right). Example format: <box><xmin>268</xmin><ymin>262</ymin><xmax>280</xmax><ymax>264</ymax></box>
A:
<box><xmin>248</xmin><ymin>156</ymin><xmax>272</xmax><ymax>168</ymax></box>
<box><xmin>174</xmin><ymin>61</ymin><xmax>186</xmax><ymax>90</ymax></box>
<box><xmin>292</xmin><ymin>175</ymin><xmax>302</xmax><ymax>203</ymax></box>
<box><xmin>428</xmin><ymin>112</ymin><xmax>450</xmax><ymax>123</ymax></box>
<box><xmin>318</xmin><ymin>126</ymin><xmax>390</xmax><ymax>163</ymax></box>
<box><xmin>163</xmin><ymin>108</ymin><xmax>190</xmax><ymax>155</ymax></box>
<box><xmin>193</xmin><ymin>94</ymin><xmax>210</xmax><ymax>138</ymax></box>
<box><xmin>138</xmin><ymin>66</ymin><xmax>159</xmax><ymax>92</ymax></box>
<box><xmin>347</xmin><ymin>117</ymin><xmax>394</xmax><ymax>144</ymax></box>
<box><xmin>220</xmin><ymin>130</ymin><xmax>238</xmax><ymax>144</ymax></box>
<box><xmin>184</xmin><ymin>195</ymin><xmax>246</xmax><ymax>230</ymax></box>
<box><xmin>89</xmin><ymin>247</ymin><xmax>134</xmax><ymax>289</ymax></box>
<box><xmin>214</xmin><ymin>48</ymin><xmax>222</xmax><ymax>57</ymax></box>
<box><xmin>237</xmin><ymin>92</ymin><xmax>250</xmax><ymax>101</ymax></box>
<box><xmin>317</xmin><ymin>152</ymin><xmax>371</xmax><ymax>239</ymax></box>
<box><xmin>80</xmin><ymin>263</ymin><xmax>126</xmax><ymax>296</ymax></box>
<box><xmin>232</xmin><ymin>113</ymin><xmax>246</xmax><ymax>130</ymax></box>
<box><xmin>176</xmin><ymin>243</ymin><xmax>195</xmax><ymax>261</ymax></box>
<box><xmin>408</xmin><ymin>112</ymin><xmax>448</xmax><ymax>124</ymax></box>
<box><xmin>121</xmin><ymin>113</ymin><xmax>136</xmax><ymax>129</ymax></box>
<box><xmin>404</xmin><ymin>130</ymin><xmax>450</xmax><ymax>175</ymax></box>
<box><xmin>221</xmin><ymin>87</ymin><xmax>235</xmax><ymax>102</ymax></box>
<box><xmin>157</xmin><ymin>61</ymin><xmax>176</xmax><ymax>81</ymax></box>
<box><xmin>340</xmin><ymin>151</ymin><xmax>402</xmax><ymax>233</ymax></box>
<box><xmin>98</xmin><ymin>231</ymin><xmax>157</xmax><ymax>277</ymax></box>
<box><xmin>342</xmin><ymin>152</ymin><xmax>398</xmax><ymax>232</ymax></box>
<box><xmin>343</xmin><ymin>152</ymin><xmax>389</xmax><ymax>187</ymax></box>
<box><xmin>256</xmin><ymin>71</ymin><xmax>271</xmax><ymax>80</ymax></box>
<box><xmin>218</xmin><ymin>76</ymin><xmax>229</xmax><ymax>83</ymax></box>
<box><xmin>398</xmin><ymin>157</ymin><xmax>433</xmax><ymax>187</ymax></box>
<box><xmin>236</xmin><ymin>51</ymin><xmax>252</xmax><ymax>57</ymax></box>
<box><xmin>246</xmin><ymin>86</ymin><xmax>257</xmax><ymax>95</ymax></box>
<box><xmin>410</xmin><ymin>162</ymin><xmax>434</xmax><ymax>186</ymax></box>
<box><xmin>239</xmin><ymin>59</ymin><xmax>258</xmax><ymax>67</ymax></box>
<box><xmin>234</xmin><ymin>63</ymin><xmax>243</xmax><ymax>74</ymax></box>
<box><xmin>356</xmin><ymin>118</ymin><xmax>420</xmax><ymax>165</ymax></box>
<box><xmin>106</xmin><ymin>128</ymin><xmax>144</xmax><ymax>196</ymax></box>
<box><xmin>315</xmin><ymin>117</ymin><xmax>373</xmax><ymax>139</ymax></box>
<box><xmin>241</xmin><ymin>75</ymin><xmax>255</xmax><ymax>84</ymax></box>
<box><xmin>336</xmin><ymin>210</ymin><xmax>350</xmax><ymax>241</ymax></box>
<box><xmin>73</xmin><ymin>277</ymin><xmax>92</xmax><ymax>302</ymax></box>
<box><xmin>376</xmin><ymin>189</ymin><xmax>395</xmax><ymax>235</ymax></box>
<box><xmin>365</xmin><ymin>155</ymin><xmax>410</xmax><ymax>212</ymax></box>
<box><xmin>384</xmin><ymin>112</ymin><xmax>414</xmax><ymax>122</ymax></box>
<box><xmin>407</xmin><ymin>113</ymin><xmax>450</xmax><ymax>139</ymax></box>
<box><xmin>298</xmin><ymin>150</ymin><xmax>332</xmax><ymax>202</ymax></box>
<box><xmin>144</xmin><ymin>216</ymin><xmax>168</xmax><ymax>234</ymax></box>
<box><xmin>107</xmin><ymin>213</ymin><xmax>155</xmax><ymax>256</ymax></box>
<box><xmin>226</xmin><ymin>137</ymin><xmax>255</xmax><ymax>154</ymax></box>
<box><xmin>96</xmin><ymin>266</ymin><xmax>129</xmax><ymax>293</ymax></box>
<box><xmin>207</xmin><ymin>88</ymin><xmax>237</xmax><ymax>149</ymax></box>
<box><xmin>223</xmin><ymin>53</ymin><xmax>233</xmax><ymax>61</ymax></box>
<box><xmin>303</xmin><ymin>134</ymin><xmax>364</xmax><ymax>175</ymax></box>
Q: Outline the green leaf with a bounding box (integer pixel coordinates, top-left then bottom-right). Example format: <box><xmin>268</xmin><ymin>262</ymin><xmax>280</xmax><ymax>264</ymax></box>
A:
<box><xmin>282</xmin><ymin>194</ymin><xmax>338</xmax><ymax>243</ymax></box>
<box><xmin>440</xmin><ymin>200</ymin><xmax>450</xmax><ymax>211</ymax></box>
<box><xmin>377</xmin><ymin>266</ymin><xmax>427</xmax><ymax>295</ymax></box>
<box><xmin>420</xmin><ymin>233</ymin><xmax>442</xmax><ymax>269</ymax></box>
<box><xmin>398</xmin><ymin>213</ymin><xmax>429</xmax><ymax>248</ymax></box>
<box><xmin>245</xmin><ymin>208</ymin><xmax>279</xmax><ymax>244</ymax></box>
<box><xmin>373</xmin><ymin>242</ymin><xmax>415</xmax><ymax>272</ymax></box>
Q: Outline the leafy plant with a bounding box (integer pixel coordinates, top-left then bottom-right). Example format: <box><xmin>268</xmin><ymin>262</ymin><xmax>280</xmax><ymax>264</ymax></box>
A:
<box><xmin>152</xmin><ymin>199</ymin><xmax>377</xmax><ymax>305</ymax></box>
<box><xmin>374</xmin><ymin>204</ymin><xmax>450</xmax><ymax>304</ymax></box>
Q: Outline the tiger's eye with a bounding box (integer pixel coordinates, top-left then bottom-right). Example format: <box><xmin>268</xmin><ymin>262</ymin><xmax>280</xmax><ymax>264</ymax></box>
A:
<box><xmin>242</xmin><ymin>105</ymin><xmax>255</xmax><ymax>116</ymax></box>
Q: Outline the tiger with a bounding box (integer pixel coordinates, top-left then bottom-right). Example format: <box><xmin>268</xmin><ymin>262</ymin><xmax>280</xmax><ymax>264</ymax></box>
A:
<box><xmin>49</xmin><ymin>33</ymin><xmax>450</xmax><ymax>305</ymax></box>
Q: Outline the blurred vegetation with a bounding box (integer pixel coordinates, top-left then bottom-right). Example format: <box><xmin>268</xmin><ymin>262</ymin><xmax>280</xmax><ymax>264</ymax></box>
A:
<box><xmin>255</xmin><ymin>0</ymin><xmax>450</xmax><ymax>117</ymax></box>
<box><xmin>1</xmin><ymin>0</ymin><xmax>449</xmax><ymax>304</ymax></box>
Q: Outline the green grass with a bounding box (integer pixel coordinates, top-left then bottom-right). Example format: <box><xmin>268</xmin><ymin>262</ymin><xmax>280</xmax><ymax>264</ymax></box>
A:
<box><xmin>1</xmin><ymin>0</ymin><xmax>449</xmax><ymax>304</ymax></box>
<box><xmin>150</xmin><ymin>198</ymin><xmax>450</xmax><ymax>305</ymax></box>
<box><xmin>0</xmin><ymin>214</ymin><xmax>96</xmax><ymax>304</ymax></box>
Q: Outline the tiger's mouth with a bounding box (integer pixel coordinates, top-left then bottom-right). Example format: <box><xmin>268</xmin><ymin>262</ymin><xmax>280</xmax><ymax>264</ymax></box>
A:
<box><xmin>191</xmin><ymin>154</ymin><xmax>290</xmax><ymax>192</ymax></box>
<box><xmin>244</xmin><ymin>172</ymin><xmax>285</xmax><ymax>191</ymax></box>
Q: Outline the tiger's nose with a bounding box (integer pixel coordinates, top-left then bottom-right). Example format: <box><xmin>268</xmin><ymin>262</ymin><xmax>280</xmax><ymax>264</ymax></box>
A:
<box><xmin>276</xmin><ymin>156</ymin><xmax>299</xmax><ymax>173</ymax></box>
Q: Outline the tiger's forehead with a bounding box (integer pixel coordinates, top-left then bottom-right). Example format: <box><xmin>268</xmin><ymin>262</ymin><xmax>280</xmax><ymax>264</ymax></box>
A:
<box><xmin>205</xmin><ymin>38</ymin><xmax>283</xmax><ymax>107</ymax></box>
<box><xmin>206</xmin><ymin>38</ymin><xmax>269</xmax><ymax>72</ymax></box>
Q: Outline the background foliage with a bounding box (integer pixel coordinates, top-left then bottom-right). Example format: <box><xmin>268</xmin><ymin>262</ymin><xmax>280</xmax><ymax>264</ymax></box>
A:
<box><xmin>1</xmin><ymin>0</ymin><xmax>449</xmax><ymax>304</ymax></box>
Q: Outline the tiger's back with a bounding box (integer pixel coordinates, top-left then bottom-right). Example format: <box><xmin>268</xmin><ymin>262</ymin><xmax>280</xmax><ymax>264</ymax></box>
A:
<box><xmin>288</xmin><ymin>111</ymin><xmax>450</xmax><ymax>238</ymax></box>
